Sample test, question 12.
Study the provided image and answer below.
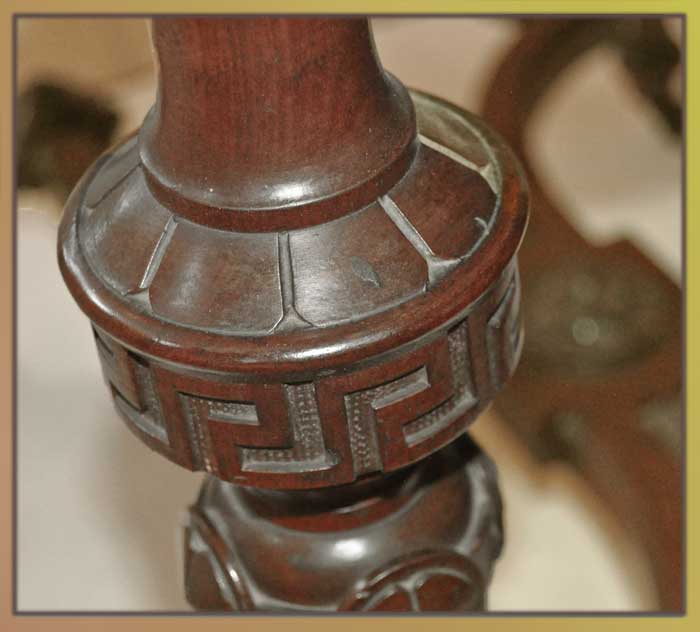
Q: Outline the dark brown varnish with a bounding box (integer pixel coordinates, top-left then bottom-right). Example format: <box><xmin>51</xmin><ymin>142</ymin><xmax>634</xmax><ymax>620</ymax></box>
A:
<box><xmin>58</xmin><ymin>17</ymin><xmax>528</xmax><ymax>612</ymax></box>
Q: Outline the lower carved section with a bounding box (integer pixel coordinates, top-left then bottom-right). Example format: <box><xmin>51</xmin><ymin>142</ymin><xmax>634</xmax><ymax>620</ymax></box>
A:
<box><xmin>183</xmin><ymin>434</ymin><xmax>503</xmax><ymax>612</ymax></box>
<box><xmin>341</xmin><ymin>551</ymin><xmax>484</xmax><ymax>612</ymax></box>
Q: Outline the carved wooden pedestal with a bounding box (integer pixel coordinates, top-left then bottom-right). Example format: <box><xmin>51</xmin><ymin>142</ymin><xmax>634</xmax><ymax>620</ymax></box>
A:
<box><xmin>58</xmin><ymin>17</ymin><xmax>528</xmax><ymax>612</ymax></box>
<box><xmin>185</xmin><ymin>436</ymin><xmax>503</xmax><ymax>612</ymax></box>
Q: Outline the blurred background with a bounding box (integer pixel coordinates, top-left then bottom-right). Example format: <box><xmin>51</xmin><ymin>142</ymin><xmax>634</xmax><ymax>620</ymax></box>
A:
<box><xmin>16</xmin><ymin>17</ymin><xmax>682</xmax><ymax>611</ymax></box>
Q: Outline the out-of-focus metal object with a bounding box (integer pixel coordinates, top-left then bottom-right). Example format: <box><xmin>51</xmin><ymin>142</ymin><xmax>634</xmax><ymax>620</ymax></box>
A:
<box><xmin>482</xmin><ymin>17</ymin><xmax>682</xmax><ymax>611</ymax></box>
<box><xmin>18</xmin><ymin>81</ymin><xmax>118</xmax><ymax>198</ymax></box>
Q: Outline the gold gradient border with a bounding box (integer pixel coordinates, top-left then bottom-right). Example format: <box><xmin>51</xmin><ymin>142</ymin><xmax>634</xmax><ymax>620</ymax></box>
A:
<box><xmin>1</xmin><ymin>0</ymin><xmax>693</xmax><ymax>629</ymax></box>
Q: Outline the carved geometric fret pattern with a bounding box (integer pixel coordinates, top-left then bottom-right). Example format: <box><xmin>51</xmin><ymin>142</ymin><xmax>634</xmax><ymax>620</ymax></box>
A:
<box><xmin>370</xmin><ymin>339</ymin><xmax>454</xmax><ymax>468</ymax></box>
<box><xmin>93</xmin><ymin>326</ymin><xmax>139</xmax><ymax>407</ymax></box>
<box><xmin>319</xmin><ymin>331</ymin><xmax>477</xmax><ymax>476</ymax></box>
<box><xmin>240</xmin><ymin>383</ymin><xmax>337</xmax><ymax>473</ymax></box>
<box><xmin>118</xmin><ymin>357</ymin><xmax>168</xmax><ymax>443</ymax></box>
<box><xmin>93</xmin><ymin>326</ymin><xmax>169</xmax><ymax>444</ymax></box>
<box><xmin>91</xmin><ymin>265</ymin><xmax>521</xmax><ymax>488</ymax></box>
<box><xmin>208</xmin><ymin>400</ymin><xmax>258</xmax><ymax>424</ymax></box>
<box><xmin>344</xmin><ymin>367</ymin><xmax>428</xmax><ymax>475</ymax></box>
<box><xmin>178</xmin><ymin>381</ymin><xmax>338</xmax><ymax>479</ymax></box>
<box><xmin>180</xmin><ymin>394</ymin><xmax>214</xmax><ymax>473</ymax></box>
<box><xmin>402</xmin><ymin>321</ymin><xmax>477</xmax><ymax>447</ymax></box>
<box><xmin>486</xmin><ymin>269</ymin><xmax>523</xmax><ymax>389</ymax></box>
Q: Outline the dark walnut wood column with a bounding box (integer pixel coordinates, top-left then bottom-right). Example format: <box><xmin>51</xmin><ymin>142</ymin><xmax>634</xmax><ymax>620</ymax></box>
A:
<box><xmin>58</xmin><ymin>17</ymin><xmax>528</xmax><ymax>612</ymax></box>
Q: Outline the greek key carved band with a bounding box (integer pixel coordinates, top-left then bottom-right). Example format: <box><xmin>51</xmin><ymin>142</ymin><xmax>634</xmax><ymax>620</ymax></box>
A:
<box><xmin>94</xmin><ymin>267</ymin><xmax>522</xmax><ymax>488</ymax></box>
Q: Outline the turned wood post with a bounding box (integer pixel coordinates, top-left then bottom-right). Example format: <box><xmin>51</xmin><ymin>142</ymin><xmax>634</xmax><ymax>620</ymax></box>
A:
<box><xmin>58</xmin><ymin>17</ymin><xmax>528</xmax><ymax>612</ymax></box>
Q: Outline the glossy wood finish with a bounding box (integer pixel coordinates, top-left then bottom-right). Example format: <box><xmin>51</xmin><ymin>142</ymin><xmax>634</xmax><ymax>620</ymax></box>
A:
<box><xmin>143</xmin><ymin>18</ymin><xmax>417</xmax><ymax>230</ymax></box>
<box><xmin>185</xmin><ymin>436</ymin><xmax>503</xmax><ymax>612</ymax></box>
<box><xmin>58</xmin><ymin>17</ymin><xmax>528</xmax><ymax>611</ymax></box>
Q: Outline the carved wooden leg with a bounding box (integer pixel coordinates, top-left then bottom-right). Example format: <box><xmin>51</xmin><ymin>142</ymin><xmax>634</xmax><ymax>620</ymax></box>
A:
<box><xmin>58</xmin><ymin>17</ymin><xmax>528</xmax><ymax>612</ymax></box>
